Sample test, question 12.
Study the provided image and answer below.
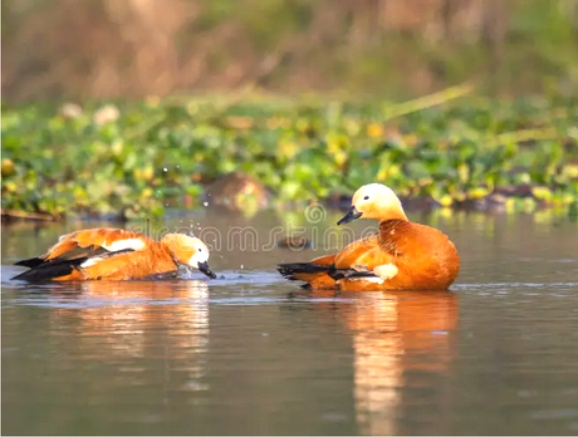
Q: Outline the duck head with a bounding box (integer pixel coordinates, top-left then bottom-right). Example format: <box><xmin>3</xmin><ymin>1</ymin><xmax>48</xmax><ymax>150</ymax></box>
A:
<box><xmin>161</xmin><ymin>234</ymin><xmax>217</xmax><ymax>279</ymax></box>
<box><xmin>337</xmin><ymin>183</ymin><xmax>408</xmax><ymax>225</ymax></box>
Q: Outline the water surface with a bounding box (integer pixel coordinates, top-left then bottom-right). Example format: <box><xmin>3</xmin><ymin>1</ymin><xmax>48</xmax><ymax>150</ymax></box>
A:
<box><xmin>2</xmin><ymin>211</ymin><xmax>578</xmax><ymax>435</ymax></box>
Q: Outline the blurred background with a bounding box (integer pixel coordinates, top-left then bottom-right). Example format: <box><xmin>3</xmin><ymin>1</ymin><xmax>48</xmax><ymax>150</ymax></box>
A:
<box><xmin>2</xmin><ymin>0</ymin><xmax>578</xmax><ymax>221</ymax></box>
<box><xmin>3</xmin><ymin>0</ymin><xmax>578</xmax><ymax>102</ymax></box>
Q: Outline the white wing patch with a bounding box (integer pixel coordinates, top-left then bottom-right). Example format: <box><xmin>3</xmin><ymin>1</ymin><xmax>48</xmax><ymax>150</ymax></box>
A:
<box><xmin>80</xmin><ymin>257</ymin><xmax>106</xmax><ymax>268</ymax></box>
<box><xmin>346</xmin><ymin>264</ymin><xmax>398</xmax><ymax>284</ymax></box>
<box><xmin>373</xmin><ymin>263</ymin><xmax>399</xmax><ymax>280</ymax></box>
<box><xmin>102</xmin><ymin>238</ymin><xmax>146</xmax><ymax>252</ymax></box>
<box><xmin>80</xmin><ymin>237</ymin><xmax>146</xmax><ymax>268</ymax></box>
<box><xmin>348</xmin><ymin>276</ymin><xmax>385</xmax><ymax>284</ymax></box>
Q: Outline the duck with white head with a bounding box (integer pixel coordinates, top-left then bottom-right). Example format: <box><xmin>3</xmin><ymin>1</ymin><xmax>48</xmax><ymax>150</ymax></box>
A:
<box><xmin>278</xmin><ymin>183</ymin><xmax>460</xmax><ymax>291</ymax></box>
<box><xmin>13</xmin><ymin>228</ymin><xmax>217</xmax><ymax>282</ymax></box>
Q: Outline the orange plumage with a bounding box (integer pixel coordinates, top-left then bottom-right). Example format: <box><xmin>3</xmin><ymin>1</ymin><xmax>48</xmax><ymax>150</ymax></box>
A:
<box><xmin>278</xmin><ymin>183</ymin><xmax>460</xmax><ymax>291</ymax></box>
<box><xmin>12</xmin><ymin>227</ymin><xmax>216</xmax><ymax>282</ymax></box>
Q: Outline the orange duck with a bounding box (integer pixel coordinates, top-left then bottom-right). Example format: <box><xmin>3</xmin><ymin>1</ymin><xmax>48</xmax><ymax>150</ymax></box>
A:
<box><xmin>12</xmin><ymin>227</ymin><xmax>216</xmax><ymax>282</ymax></box>
<box><xmin>278</xmin><ymin>183</ymin><xmax>460</xmax><ymax>291</ymax></box>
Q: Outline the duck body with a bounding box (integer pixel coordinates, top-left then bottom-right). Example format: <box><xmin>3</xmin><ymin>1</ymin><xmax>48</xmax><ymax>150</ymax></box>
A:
<box><xmin>12</xmin><ymin>227</ymin><xmax>216</xmax><ymax>282</ymax></box>
<box><xmin>278</xmin><ymin>184</ymin><xmax>460</xmax><ymax>291</ymax></box>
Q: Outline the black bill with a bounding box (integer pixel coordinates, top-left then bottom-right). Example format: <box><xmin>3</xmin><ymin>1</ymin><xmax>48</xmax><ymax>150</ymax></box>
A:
<box><xmin>337</xmin><ymin>206</ymin><xmax>363</xmax><ymax>225</ymax></box>
<box><xmin>198</xmin><ymin>261</ymin><xmax>217</xmax><ymax>279</ymax></box>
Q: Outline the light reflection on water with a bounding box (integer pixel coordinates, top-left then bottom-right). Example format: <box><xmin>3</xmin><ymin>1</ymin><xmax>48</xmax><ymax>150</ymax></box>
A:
<box><xmin>300</xmin><ymin>289</ymin><xmax>458</xmax><ymax>436</ymax></box>
<box><xmin>2</xmin><ymin>211</ymin><xmax>578</xmax><ymax>435</ymax></box>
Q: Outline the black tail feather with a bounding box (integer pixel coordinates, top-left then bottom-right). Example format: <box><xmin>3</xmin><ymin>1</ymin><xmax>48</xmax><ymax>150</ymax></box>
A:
<box><xmin>277</xmin><ymin>262</ymin><xmax>335</xmax><ymax>283</ymax></box>
<box><xmin>330</xmin><ymin>270</ymin><xmax>380</xmax><ymax>280</ymax></box>
<box><xmin>14</xmin><ymin>257</ymin><xmax>45</xmax><ymax>268</ymax></box>
<box><xmin>12</xmin><ymin>257</ymin><xmax>88</xmax><ymax>282</ymax></box>
<box><xmin>277</xmin><ymin>262</ymin><xmax>381</xmax><ymax>282</ymax></box>
<box><xmin>12</xmin><ymin>247</ymin><xmax>134</xmax><ymax>283</ymax></box>
<box><xmin>277</xmin><ymin>262</ymin><xmax>335</xmax><ymax>279</ymax></box>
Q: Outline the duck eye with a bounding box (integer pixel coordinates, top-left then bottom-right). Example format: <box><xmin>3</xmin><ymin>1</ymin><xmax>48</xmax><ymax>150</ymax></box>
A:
<box><xmin>363</xmin><ymin>195</ymin><xmax>369</xmax><ymax>200</ymax></box>
<box><xmin>198</xmin><ymin>248</ymin><xmax>202</xmax><ymax>252</ymax></box>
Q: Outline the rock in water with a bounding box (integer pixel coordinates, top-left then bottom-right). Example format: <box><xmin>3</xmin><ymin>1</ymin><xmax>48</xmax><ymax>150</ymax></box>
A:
<box><xmin>202</xmin><ymin>172</ymin><xmax>270</xmax><ymax>214</ymax></box>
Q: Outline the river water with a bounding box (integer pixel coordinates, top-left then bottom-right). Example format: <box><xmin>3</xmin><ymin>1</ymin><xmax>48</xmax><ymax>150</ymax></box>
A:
<box><xmin>2</xmin><ymin>210</ymin><xmax>578</xmax><ymax>435</ymax></box>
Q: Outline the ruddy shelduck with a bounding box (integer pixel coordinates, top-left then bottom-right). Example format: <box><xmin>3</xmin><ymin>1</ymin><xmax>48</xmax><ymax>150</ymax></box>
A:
<box><xmin>12</xmin><ymin>227</ymin><xmax>217</xmax><ymax>282</ymax></box>
<box><xmin>278</xmin><ymin>183</ymin><xmax>460</xmax><ymax>291</ymax></box>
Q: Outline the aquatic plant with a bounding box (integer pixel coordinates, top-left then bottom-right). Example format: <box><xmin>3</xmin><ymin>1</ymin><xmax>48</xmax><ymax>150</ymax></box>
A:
<box><xmin>1</xmin><ymin>94</ymin><xmax>577</xmax><ymax>221</ymax></box>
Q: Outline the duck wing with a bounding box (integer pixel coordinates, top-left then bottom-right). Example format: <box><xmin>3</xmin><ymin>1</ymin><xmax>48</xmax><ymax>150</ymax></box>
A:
<box><xmin>13</xmin><ymin>228</ymin><xmax>153</xmax><ymax>282</ymax></box>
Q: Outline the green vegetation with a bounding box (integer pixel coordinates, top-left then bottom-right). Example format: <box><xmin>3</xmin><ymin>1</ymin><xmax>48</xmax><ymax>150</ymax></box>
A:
<box><xmin>1</xmin><ymin>92</ymin><xmax>577</xmax><ymax>221</ymax></box>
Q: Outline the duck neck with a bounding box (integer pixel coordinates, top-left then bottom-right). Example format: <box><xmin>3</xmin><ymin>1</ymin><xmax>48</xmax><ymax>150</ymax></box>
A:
<box><xmin>378</xmin><ymin>209</ymin><xmax>409</xmax><ymax>224</ymax></box>
<box><xmin>159</xmin><ymin>235</ymin><xmax>181</xmax><ymax>268</ymax></box>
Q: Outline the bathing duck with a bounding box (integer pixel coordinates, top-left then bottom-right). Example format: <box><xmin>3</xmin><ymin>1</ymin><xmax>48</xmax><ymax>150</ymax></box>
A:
<box><xmin>12</xmin><ymin>227</ymin><xmax>216</xmax><ymax>282</ymax></box>
<box><xmin>278</xmin><ymin>183</ymin><xmax>460</xmax><ymax>291</ymax></box>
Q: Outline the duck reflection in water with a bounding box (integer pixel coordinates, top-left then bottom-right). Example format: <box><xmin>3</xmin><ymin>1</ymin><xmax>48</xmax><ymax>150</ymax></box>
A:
<box><xmin>296</xmin><ymin>289</ymin><xmax>458</xmax><ymax>436</ymax></box>
<box><xmin>50</xmin><ymin>280</ymin><xmax>210</xmax><ymax>391</ymax></box>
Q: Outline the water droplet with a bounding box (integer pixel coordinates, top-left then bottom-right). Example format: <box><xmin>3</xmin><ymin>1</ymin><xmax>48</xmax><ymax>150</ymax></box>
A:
<box><xmin>163</xmin><ymin>167</ymin><xmax>168</xmax><ymax>172</ymax></box>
